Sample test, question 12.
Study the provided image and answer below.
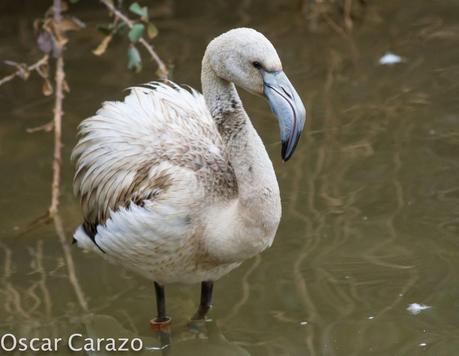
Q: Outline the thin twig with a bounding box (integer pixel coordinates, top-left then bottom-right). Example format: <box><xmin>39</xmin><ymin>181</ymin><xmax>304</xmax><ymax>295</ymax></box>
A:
<box><xmin>0</xmin><ymin>55</ymin><xmax>48</xmax><ymax>87</ymax></box>
<box><xmin>27</xmin><ymin>120</ymin><xmax>54</xmax><ymax>133</ymax></box>
<box><xmin>54</xmin><ymin>214</ymin><xmax>89</xmax><ymax>312</ymax></box>
<box><xmin>49</xmin><ymin>55</ymin><xmax>64</xmax><ymax>216</ymax></box>
<box><xmin>49</xmin><ymin>0</ymin><xmax>65</xmax><ymax>217</ymax></box>
<box><xmin>139</xmin><ymin>38</ymin><xmax>168</xmax><ymax>78</ymax></box>
<box><xmin>99</xmin><ymin>0</ymin><xmax>168</xmax><ymax>79</ymax></box>
<box><xmin>321</xmin><ymin>12</ymin><xmax>348</xmax><ymax>38</ymax></box>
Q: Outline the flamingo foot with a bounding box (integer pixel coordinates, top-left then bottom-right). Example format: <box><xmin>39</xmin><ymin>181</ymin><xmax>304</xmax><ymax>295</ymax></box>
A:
<box><xmin>149</xmin><ymin>316</ymin><xmax>171</xmax><ymax>332</ymax></box>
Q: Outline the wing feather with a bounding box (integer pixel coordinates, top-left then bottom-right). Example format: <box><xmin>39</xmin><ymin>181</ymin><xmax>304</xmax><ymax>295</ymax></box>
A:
<box><xmin>72</xmin><ymin>81</ymin><xmax>237</xmax><ymax>238</ymax></box>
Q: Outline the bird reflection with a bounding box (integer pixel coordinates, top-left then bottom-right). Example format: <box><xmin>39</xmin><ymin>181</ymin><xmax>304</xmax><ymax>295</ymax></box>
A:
<box><xmin>167</xmin><ymin>320</ymin><xmax>251</xmax><ymax>356</ymax></box>
<box><xmin>83</xmin><ymin>314</ymin><xmax>250</xmax><ymax>356</ymax></box>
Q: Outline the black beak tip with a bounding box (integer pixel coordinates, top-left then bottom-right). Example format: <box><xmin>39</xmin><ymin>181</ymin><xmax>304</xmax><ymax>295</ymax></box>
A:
<box><xmin>281</xmin><ymin>131</ymin><xmax>302</xmax><ymax>162</ymax></box>
<box><xmin>281</xmin><ymin>140</ymin><xmax>293</xmax><ymax>162</ymax></box>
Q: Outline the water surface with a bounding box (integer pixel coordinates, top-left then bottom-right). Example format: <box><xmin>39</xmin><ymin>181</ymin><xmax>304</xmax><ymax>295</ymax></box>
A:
<box><xmin>1</xmin><ymin>1</ymin><xmax>459</xmax><ymax>355</ymax></box>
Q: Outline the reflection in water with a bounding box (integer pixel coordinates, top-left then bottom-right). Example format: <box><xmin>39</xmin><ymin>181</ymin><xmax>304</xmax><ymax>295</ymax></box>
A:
<box><xmin>83</xmin><ymin>316</ymin><xmax>251</xmax><ymax>356</ymax></box>
<box><xmin>168</xmin><ymin>320</ymin><xmax>250</xmax><ymax>356</ymax></box>
<box><xmin>1</xmin><ymin>0</ymin><xmax>459</xmax><ymax>355</ymax></box>
<box><xmin>82</xmin><ymin>314</ymin><xmax>160</xmax><ymax>355</ymax></box>
<box><xmin>0</xmin><ymin>234</ymin><xmax>248</xmax><ymax>354</ymax></box>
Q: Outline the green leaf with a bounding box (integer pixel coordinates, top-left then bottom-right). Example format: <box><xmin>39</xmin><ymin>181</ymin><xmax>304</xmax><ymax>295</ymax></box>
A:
<box><xmin>97</xmin><ymin>24</ymin><xmax>114</xmax><ymax>36</ymax></box>
<box><xmin>69</xmin><ymin>0</ymin><xmax>79</xmax><ymax>3</ymax></box>
<box><xmin>128</xmin><ymin>23</ymin><xmax>144</xmax><ymax>43</ymax></box>
<box><xmin>146</xmin><ymin>22</ymin><xmax>158</xmax><ymax>39</ymax></box>
<box><xmin>116</xmin><ymin>22</ymin><xmax>127</xmax><ymax>35</ymax></box>
<box><xmin>129</xmin><ymin>2</ymin><xmax>148</xmax><ymax>20</ymax></box>
<box><xmin>127</xmin><ymin>45</ymin><xmax>142</xmax><ymax>72</ymax></box>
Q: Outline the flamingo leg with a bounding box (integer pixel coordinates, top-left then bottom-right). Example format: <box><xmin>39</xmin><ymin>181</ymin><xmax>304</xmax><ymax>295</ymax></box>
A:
<box><xmin>150</xmin><ymin>282</ymin><xmax>171</xmax><ymax>331</ymax></box>
<box><xmin>192</xmin><ymin>281</ymin><xmax>214</xmax><ymax>320</ymax></box>
<box><xmin>154</xmin><ymin>282</ymin><xmax>168</xmax><ymax>321</ymax></box>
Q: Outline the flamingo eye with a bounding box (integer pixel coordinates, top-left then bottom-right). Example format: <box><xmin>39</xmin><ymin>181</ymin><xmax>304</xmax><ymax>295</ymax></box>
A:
<box><xmin>252</xmin><ymin>61</ymin><xmax>262</xmax><ymax>69</ymax></box>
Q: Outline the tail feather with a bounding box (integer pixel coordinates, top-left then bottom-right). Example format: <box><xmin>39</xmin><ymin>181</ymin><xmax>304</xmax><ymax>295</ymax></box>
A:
<box><xmin>73</xmin><ymin>226</ymin><xmax>105</xmax><ymax>254</ymax></box>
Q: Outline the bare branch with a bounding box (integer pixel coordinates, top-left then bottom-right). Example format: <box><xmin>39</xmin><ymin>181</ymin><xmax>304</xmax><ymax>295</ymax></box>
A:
<box><xmin>49</xmin><ymin>0</ymin><xmax>65</xmax><ymax>217</ymax></box>
<box><xmin>99</xmin><ymin>0</ymin><xmax>168</xmax><ymax>79</ymax></box>
<box><xmin>0</xmin><ymin>55</ymin><xmax>48</xmax><ymax>87</ymax></box>
<box><xmin>48</xmin><ymin>55</ymin><xmax>64</xmax><ymax>216</ymax></box>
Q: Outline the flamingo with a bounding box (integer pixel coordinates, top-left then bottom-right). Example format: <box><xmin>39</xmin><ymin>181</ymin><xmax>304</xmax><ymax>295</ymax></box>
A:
<box><xmin>72</xmin><ymin>28</ymin><xmax>306</xmax><ymax>327</ymax></box>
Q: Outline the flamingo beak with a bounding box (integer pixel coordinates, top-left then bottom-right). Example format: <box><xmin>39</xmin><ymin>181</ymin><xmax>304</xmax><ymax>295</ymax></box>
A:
<box><xmin>262</xmin><ymin>70</ymin><xmax>306</xmax><ymax>161</ymax></box>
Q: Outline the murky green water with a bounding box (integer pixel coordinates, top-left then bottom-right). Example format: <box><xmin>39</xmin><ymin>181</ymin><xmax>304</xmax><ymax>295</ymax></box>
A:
<box><xmin>1</xmin><ymin>0</ymin><xmax>459</xmax><ymax>355</ymax></box>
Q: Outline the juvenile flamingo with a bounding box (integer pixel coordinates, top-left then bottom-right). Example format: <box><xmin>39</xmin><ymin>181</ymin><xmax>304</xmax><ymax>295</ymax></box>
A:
<box><xmin>72</xmin><ymin>28</ymin><xmax>306</xmax><ymax>326</ymax></box>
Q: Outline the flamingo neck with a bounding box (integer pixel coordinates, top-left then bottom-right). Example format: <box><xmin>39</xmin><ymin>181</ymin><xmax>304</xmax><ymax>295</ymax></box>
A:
<box><xmin>201</xmin><ymin>55</ymin><xmax>281</xmax><ymax>262</ymax></box>
<box><xmin>201</xmin><ymin>55</ymin><xmax>242</xmax><ymax>128</ymax></box>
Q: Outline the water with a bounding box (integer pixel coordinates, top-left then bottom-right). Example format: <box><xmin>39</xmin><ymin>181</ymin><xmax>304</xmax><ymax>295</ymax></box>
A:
<box><xmin>1</xmin><ymin>0</ymin><xmax>459</xmax><ymax>355</ymax></box>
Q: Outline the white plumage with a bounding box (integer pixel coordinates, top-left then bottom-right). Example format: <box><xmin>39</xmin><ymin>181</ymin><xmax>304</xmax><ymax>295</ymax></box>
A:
<box><xmin>72</xmin><ymin>28</ymin><xmax>305</xmax><ymax>321</ymax></box>
<box><xmin>73</xmin><ymin>83</ymin><xmax>241</xmax><ymax>284</ymax></box>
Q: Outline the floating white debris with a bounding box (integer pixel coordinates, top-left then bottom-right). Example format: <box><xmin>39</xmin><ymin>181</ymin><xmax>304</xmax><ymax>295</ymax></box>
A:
<box><xmin>378</xmin><ymin>52</ymin><xmax>404</xmax><ymax>65</ymax></box>
<box><xmin>300</xmin><ymin>321</ymin><xmax>308</xmax><ymax>325</ymax></box>
<box><xmin>368</xmin><ymin>316</ymin><xmax>374</xmax><ymax>320</ymax></box>
<box><xmin>407</xmin><ymin>303</ymin><xmax>431</xmax><ymax>315</ymax></box>
<box><xmin>419</xmin><ymin>343</ymin><xmax>427</xmax><ymax>347</ymax></box>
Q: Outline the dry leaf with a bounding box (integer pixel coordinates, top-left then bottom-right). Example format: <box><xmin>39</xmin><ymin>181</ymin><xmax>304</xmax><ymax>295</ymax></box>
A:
<box><xmin>37</xmin><ymin>31</ymin><xmax>54</xmax><ymax>54</ymax></box>
<box><xmin>61</xmin><ymin>0</ymin><xmax>69</xmax><ymax>12</ymax></box>
<box><xmin>93</xmin><ymin>35</ymin><xmax>113</xmax><ymax>56</ymax></box>
<box><xmin>53</xmin><ymin>31</ymin><xmax>68</xmax><ymax>48</ymax></box>
<box><xmin>147</xmin><ymin>22</ymin><xmax>158</xmax><ymax>39</ymax></box>
<box><xmin>42</xmin><ymin>18</ymin><xmax>53</xmax><ymax>31</ymax></box>
<box><xmin>42</xmin><ymin>79</ymin><xmax>53</xmax><ymax>96</ymax></box>
<box><xmin>57</xmin><ymin>16</ymin><xmax>85</xmax><ymax>32</ymax></box>
<box><xmin>47</xmin><ymin>18</ymin><xmax>68</xmax><ymax>49</ymax></box>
